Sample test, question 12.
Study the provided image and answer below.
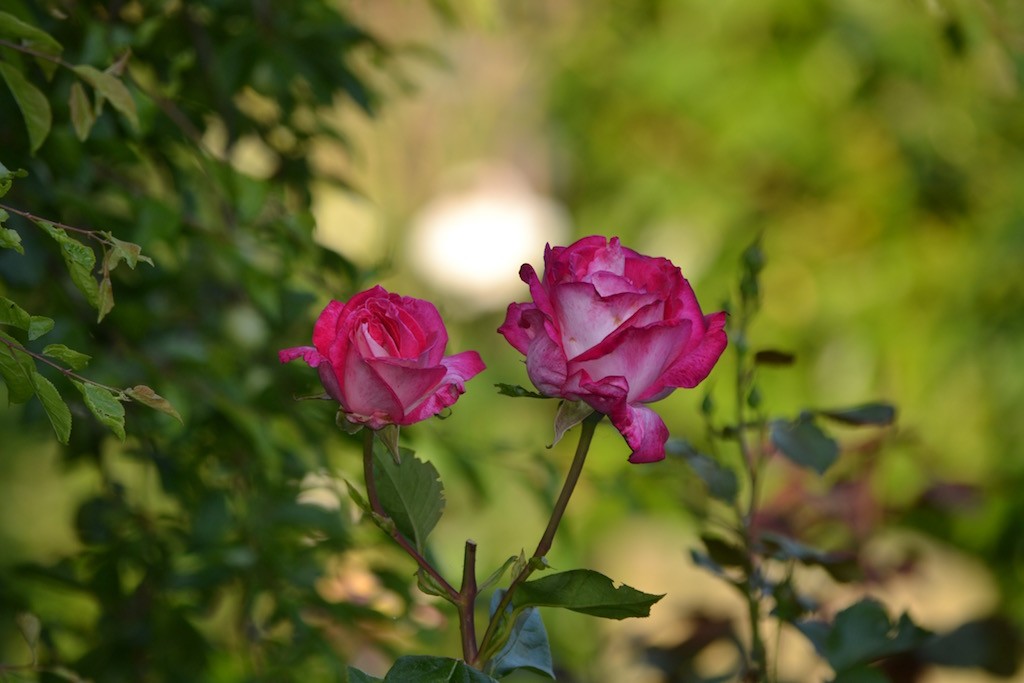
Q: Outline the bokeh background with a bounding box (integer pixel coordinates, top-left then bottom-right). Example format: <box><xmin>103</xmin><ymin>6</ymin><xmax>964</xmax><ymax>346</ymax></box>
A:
<box><xmin>1</xmin><ymin>0</ymin><xmax>1023</xmax><ymax>681</ymax></box>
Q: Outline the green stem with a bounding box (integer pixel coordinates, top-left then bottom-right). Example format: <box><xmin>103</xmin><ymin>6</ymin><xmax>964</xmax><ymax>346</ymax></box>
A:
<box><xmin>735</xmin><ymin>323</ymin><xmax>768</xmax><ymax>681</ymax></box>
<box><xmin>475</xmin><ymin>411</ymin><xmax>603</xmax><ymax>667</ymax></box>
<box><xmin>360</xmin><ymin>429</ymin><xmax>459</xmax><ymax>603</ymax></box>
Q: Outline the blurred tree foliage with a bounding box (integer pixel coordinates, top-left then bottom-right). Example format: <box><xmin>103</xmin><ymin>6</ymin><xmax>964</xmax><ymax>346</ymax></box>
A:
<box><xmin>0</xmin><ymin>1</ymin><xmax>418</xmax><ymax>681</ymax></box>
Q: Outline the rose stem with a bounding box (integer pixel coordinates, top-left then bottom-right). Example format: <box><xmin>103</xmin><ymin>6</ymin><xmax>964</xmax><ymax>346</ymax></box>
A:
<box><xmin>361</xmin><ymin>429</ymin><xmax>460</xmax><ymax>604</ymax></box>
<box><xmin>474</xmin><ymin>411</ymin><xmax>603</xmax><ymax>667</ymax></box>
<box><xmin>458</xmin><ymin>540</ymin><xmax>479</xmax><ymax>665</ymax></box>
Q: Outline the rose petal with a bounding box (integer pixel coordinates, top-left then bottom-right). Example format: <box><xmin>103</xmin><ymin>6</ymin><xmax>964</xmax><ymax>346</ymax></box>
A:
<box><xmin>659</xmin><ymin>311</ymin><xmax>728</xmax><ymax>389</ymax></box>
<box><xmin>317</xmin><ymin>361</ymin><xmax>344</xmax><ymax>403</ymax></box>
<box><xmin>312</xmin><ymin>300</ymin><xmax>346</xmax><ymax>356</ymax></box>
<box><xmin>572</xmin><ymin>319</ymin><xmax>693</xmax><ymax>402</ymax></box>
<box><xmin>398</xmin><ymin>296</ymin><xmax>447</xmax><ymax>363</ymax></box>
<box><xmin>498</xmin><ymin>302</ymin><xmax>537</xmax><ymax>355</ymax></box>
<box><xmin>341</xmin><ymin>349</ymin><xmax>403</xmax><ymax>423</ymax></box>
<box><xmin>520</xmin><ymin>263</ymin><xmax>556</xmax><ymax>320</ymax></box>
<box><xmin>441</xmin><ymin>350</ymin><xmax>487</xmax><ymax>386</ymax></box>
<box><xmin>279</xmin><ymin>346</ymin><xmax>322</xmax><ymax>367</ymax></box>
<box><xmin>519</xmin><ymin>309</ymin><xmax>568</xmax><ymax>396</ymax></box>
<box><xmin>366</xmin><ymin>358</ymin><xmax>447</xmax><ymax>417</ymax></box>
<box><xmin>401</xmin><ymin>351</ymin><xmax>486</xmax><ymax>423</ymax></box>
<box><xmin>608</xmin><ymin>402</ymin><xmax>670</xmax><ymax>464</ymax></box>
<box><xmin>551</xmin><ymin>282</ymin><xmax>662</xmax><ymax>359</ymax></box>
<box><xmin>569</xmin><ymin>370</ymin><xmax>628</xmax><ymax>414</ymax></box>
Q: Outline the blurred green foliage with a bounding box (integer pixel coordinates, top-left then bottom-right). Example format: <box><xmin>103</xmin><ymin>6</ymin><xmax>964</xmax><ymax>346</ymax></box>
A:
<box><xmin>0</xmin><ymin>1</ymin><xmax>411</xmax><ymax>681</ymax></box>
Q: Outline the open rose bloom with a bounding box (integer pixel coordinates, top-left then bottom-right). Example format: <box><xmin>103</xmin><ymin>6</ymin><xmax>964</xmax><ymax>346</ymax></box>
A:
<box><xmin>280</xmin><ymin>286</ymin><xmax>485</xmax><ymax>429</ymax></box>
<box><xmin>499</xmin><ymin>236</ymin><xmax>727</xmax><ymax>463</ymax></box>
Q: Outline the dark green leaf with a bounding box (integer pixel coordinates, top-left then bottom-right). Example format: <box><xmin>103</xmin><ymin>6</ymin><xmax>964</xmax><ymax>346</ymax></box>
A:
<box><xmin>372</xmin><ymin>443</ymin><xmax>445</xmax><ymax>553</ymax></box>
<box><xmin>689</xmin><ymin>548</ymin><xmax>730</xmax><ymax>579</ymax></box>
<box><xmin>770</xmin><ymin>415</ymin><xmax>839</xmax><ymax>475</ymax></box>
<box><xmin>832</xmin><ymin>667</ymin><xmax>891</xmax><ymax>683</ymax></box>
<box><xmin>32</xmin><ymin>371</ymin><xmax>71</xmax><ymax>444</ymax></box>
<box><xmin>74</xmin><ymin>381</ymin><xmax>125</xmax><ymax>441</ymax></box>
<box><xmin>512</xmin><ymin>569</ymin><xmax>663</xmax><ymax>619</ymax></box>
<box><xmin>754</xmin><ymin>349</ymin><xmax>796</xmax><ymax>366</ymax></box>
<box><xmin>42</xmin><ymin>344</ymin><xmax>91</xmax><ymax>371</ymax></box>
<box><xmin>700</xmin><ymin>534</ymin><xmax>747</xmax><ymax>568</ymax></box>
<box><xmin>760</xmin><ymin>532</ymin><xmax>860</xmax><ymax>582</ymax></box>
<box><xmin>68</xmin><ymin>81</ymin><xmax>95</xmax><ymax>140</ymax></box>
<box><xmin>346</xmin><ymin>668</ymin><xmax>383</xmax><ymax>683</ymax></box>
<box><xmin>383</xmin><ymin>656</ymin><xmax>497</xmax><ymax>682</ymax></box>
<box><xmin>0</xmin><ymin>226</ymin><xmax>23</xmax><ymax>253</ymax></box>
<box><xmin>0</xmin><ymin>296</ymin><xmax>30</xmax><ymax>330</ymax></box>
<box><xmin>667</xmin><ymin>439</ymin><xmax>738</xmax><ymax>503</ymax></box>
<box><xmin>489</xmin><ymin>589</ymin><xmax>555</xmax><ymax>679</ymax></box>
<box><xmin>71</xmin><ymin>65</ymin><xmax>138</xmax><ymax>129</ymax></box>
<box><xmin>0</xmin><ymin>12</ymin><xmax>63</xmax><ymax>59</ymax></box>
<box><xmin>0</xmin><ymin>62</ymin><xmax>52</xmax><ymax>154</ymax></box>
<box><xmin>818</xmin><ymin>403</ymin><xmax>897</xmax><ymax>427</ymax></box>
<box><xmin>823</xmin><ymin>599</ymin><xmax>928</xmax><ymax>671</ymax></box>
<box><xmin>125</xmin><ymin>385</ymin><xmax>183</xmax><ymax>422</ymax></box>
<box><xmin>28</xmin><ymin>315</ymin><xmax>53</xmax><ymax>340</ymax></box>
<box><xmin>0</xmin><ymin>334</ymin><xmax>35</xmax><ymax>403</ymax></box>
<box><xmin>919</xmin><ymin>617</ymin><xmax>1019</xmax><ymax>676</ymax></box>
<box><xmin>495</xmin><ymin>383</ymin><xmax>547</xmax><ymax>399</ymax></box>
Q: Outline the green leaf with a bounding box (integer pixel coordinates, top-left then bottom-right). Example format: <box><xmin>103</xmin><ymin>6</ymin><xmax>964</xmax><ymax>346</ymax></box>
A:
<box><xmin>74</xmin><ymin>381</ymin><xmax>125</xmax><ymax>440</ymax></box>
<box><xmin>346</xmin><ymin>668</ymin><xmax>383</xmax><ymax>683</ymax></box>
<box><xmin>832</xmin><ymin>667</ymin><xmax>891</xmax><ymax>683</ymax></box>
<box><xmin>0</xmin><ymin>296</ymin><xmax>31</xmax><ymax>330</ymax></box>
<box><xmin>103</xmin><ymin>234</ymin><xmax>154</xmax><ymax>270</ymax></box>
<box><xmin>770</xmin><ymin>414</ymin><xmax>839</xmax><ymax>475</ymax></box>
<box><xmin>489</xmin><ymin>589</ymin><xmax>555</xmax><ymax>679</ymax></box>
<box><xmin>42</xmin><ymin>344</ymin><xmax>91</xmax><ymax>370</ymax></box>
<box><xmin>28</xmin><ymin>315</ymin><xmax>53</xmax><ymax>340</ymax></box>
<box><xmin>700</xmin><ymin>534</ymin><xmax>747</xmax><ymax>568</ymax></box>
<box><xmin>668</xmin><ymin>439</ymin><xmax>739</xmax><ymax>504</ymax></box>
<box><xmin>818</xmin><ymin>402</ymin><xmax>897</xmax><ymax>427</ymax></box>
<box><xmin>0</xmin><ymin>61</ymin><xmax>52</xmax><ymax>154</ymax></box>
<box><xmin>68</xmin><ymin>81</ymin><xmax>95</xmax><ymax>141</ymax></box>
<box><xmin>754</xmin><ymin>349</ymin><xmax>796</xmax><ymax>366</ymax></box>
<box><xmin>97</xmin><ymin>272</ymin><xmax>114</xmax><ymax>322</ymax></box>
<box><xmin>0</xmin><ymin>12</ymin><xmax>62</xmax><ymax>53</ymax></box>
<box><xmin>479</xmin><ymin>555</ymin><xmax>518</xmax><ymax>593</ymax></box>
<box><xmin>71</xmin><ymin>64</ymin><xmax>138</xmax><ymax>129</ymax></box>
<box><xmin>799</xmin><ymin>599</ymin><xmax>927</xmax><ymax>672</ymax></box>
<box><xmin>124</xmin><ymin>384</ymin><xmax>182</xmax><ymax>423</ymax></box>
<box><xmin>0</xmin><ymin>226</ymin><xmax>23</xmax><ymax>253</ymax></box>
<box><xmin>0</xmin><ymin>161</ymin><xmax>26</xmax><ymax>198</ymax></box>
<box><xmin>383</xmin><ymin>656</ymin><xmax>497</xmax><ymax>682</ymax></box>
<box><xmin>372</xmin><ymin>443</ymin><xmax>444</xmax><ymax>553</ymax></box>
<box><xmin>551</xmin><ymin>399</ymin><xmax>594</xmax><ymax>447</ymax></box>
<box><xmin>32</xmin><ymin>371</ymin><xmax>71</xmax><ymax>444</ymax></box>
<box><xmin>760</xmin><ymin>531</ymin><xmax>861</xmax><ymax>583</ymax></box>
<box><xmin>0</xmin><ymin>334</ymin><xmax>35</xmax><ymax>403</ymax></box>
<box><xmin>35</xmin><ymin>220</ymin><xmax>100</xmax><ymax>308</ymax></box>
<box><xmin>0</xmin><ymin>12</ymin><xmax>62</xmax><ymax>78</ymax></box>
<box><xmin>495</xmin><ymin>383</ymin><xmax>547</xmax><ymax>399</ymax></box>
<box><xmin>512</xmin><ymin>569</ymin><xmax>664</xmax><ymax>619</ymax></box>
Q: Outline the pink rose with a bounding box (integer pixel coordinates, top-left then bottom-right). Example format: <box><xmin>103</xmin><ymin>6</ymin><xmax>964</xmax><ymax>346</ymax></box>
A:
<box><xmin>280</xmin><ymin>286</ymin><xmax>485</xmax><ymax>429</ymax></box>
<box><xmin>499</xmin><ymin>236</ymin><xmax>727</xmax><ymax>463</ymax></box>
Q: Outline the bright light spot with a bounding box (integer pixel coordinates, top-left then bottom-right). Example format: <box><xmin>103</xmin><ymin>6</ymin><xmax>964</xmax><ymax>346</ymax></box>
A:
<box><xmin>406</xmin><ymin>163</ymin><xmax>570</xmax><ymax>315</ymax></box>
